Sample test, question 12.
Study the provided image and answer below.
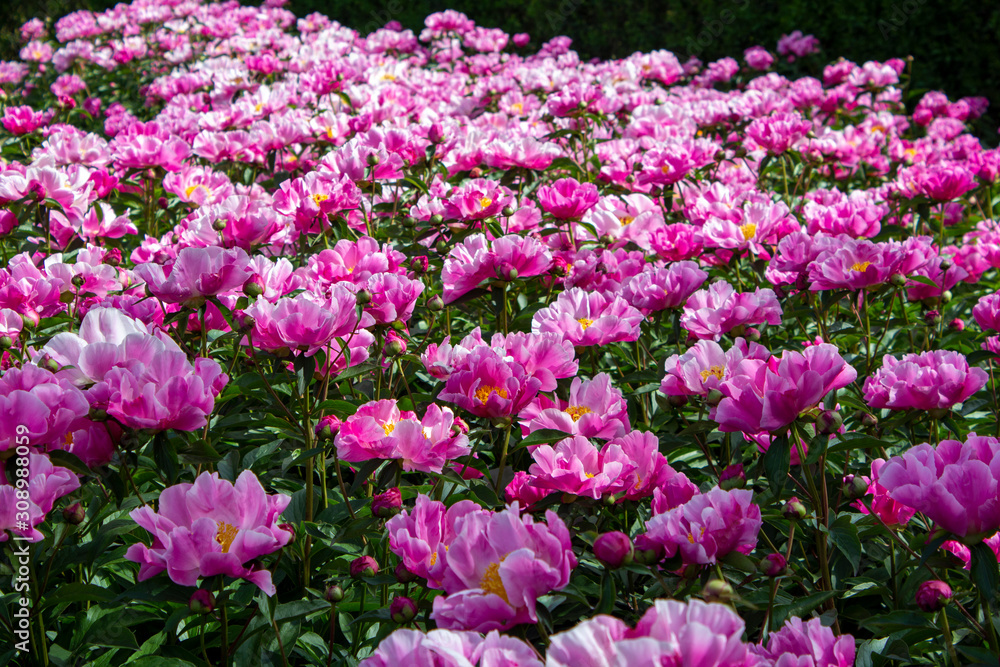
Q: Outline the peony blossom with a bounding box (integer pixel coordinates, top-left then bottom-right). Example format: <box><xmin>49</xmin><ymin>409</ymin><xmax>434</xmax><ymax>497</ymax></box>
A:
<box><xmin>532</xmin><ymin>287</ymin><xmax>644</xmax><ymax>347</ymax></box>
<box><xmin>644</xmin><ymin>486</ymin><xmax>762</xmax><ymax>564</ymax></box>
<box><xmin>863</xmin><ymin>350</ymin><xmax>987</xmax><ymax>412</ymax></box>
<box><xmin>681</xmin><ymin>282</ymin><xmax>782</xmax><ymax>341</ymax></box>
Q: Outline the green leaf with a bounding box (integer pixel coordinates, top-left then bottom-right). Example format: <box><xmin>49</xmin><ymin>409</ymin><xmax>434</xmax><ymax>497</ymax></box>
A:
<box><xmin>829</xmin><ymin>515</ymin><xmax>862</xmax><ymax>572</ymax></box>
<box><xmin>971</xmin><ymin>542</ymin><xmax>1000</xmax><ymax>601</ymax></box>
<box><xmin>39</xmin><ymin>583</ymin><xmax>115</xmax><ymax>610</ymax></box>
<box><xmin>47</xmin><ymin>450</ymin><xmax>93</xmax><ymax>476</ymax></box>
<box><xmin>762</xmin><ymin>434</ymin><xmax>790</xmax><ymax>498</ymax></box>
<box><xmin>517</xmin><ymin>428</ymin><xmax>569</xmax><ymax>449</ymax></box>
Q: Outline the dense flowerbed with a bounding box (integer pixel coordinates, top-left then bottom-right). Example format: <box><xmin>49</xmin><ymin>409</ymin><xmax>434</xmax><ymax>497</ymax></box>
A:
<box><xmin>2</xmin><ymin>1</ymin><xmax>1000</xmax><ymax>665</ymax></box>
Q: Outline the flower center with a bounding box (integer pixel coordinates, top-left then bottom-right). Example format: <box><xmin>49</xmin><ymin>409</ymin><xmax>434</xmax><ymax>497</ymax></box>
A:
<box><xmin>479</xmin><ymin>196</ymin><xmax>493</xmax><ymax>209</ymax></box>
<box><xmin>255</xmin><ymin>103</ymin><xmax>263</xmax><ymax>113</ymax></box>
<box><xmin>619</xmin><ymin>215</ymin><xmax>634</xmax><ymax>226</ymax></box>
<box><xmin>564</xmin><ymin>405</ymin><xmax>593</xmax><ymax>422</ymax></box>
<box><xmin>474</xmin><ymin>384</ymin><xmax>508</xmax><ymax>404</ymax></box>
<box><xmin>184</xmin><ymin>184</ymin><xmax>203</xmax><ymax>199</ymax></box>
<box><xmin>381</xmin><ymin>73</ymin><xmax>396</xmax><ymax>81</ymax></box>
<box><xmin>851</xmin><ymin>261</ymin><xmax>872</xmax><ymax>272</ymax></box>
<box><xmin>311</xmin><ymin>193</ymin><xmax>330</xmax><ymax>205</ymax></box>
<box><xmin>480</xmin><ymin>558</ymin><xmax>510</xmax><ymax>604</ymax></box>
<box><xmin>739</xmin><ymin>223</ymin><xmax>757</xmax><ymax>241</ymax></box>
<box><xmin>686</xmin><ymin>526</ymin><xmax>707</xmax><ymax>544</ymax></box>
<box><xmin>577</xmin><ymin>318</ymin><xmax>594</xmax><ymax>330</ymax></box>
<box><xmin>699</xmin><ymin>365</ymin><xmax>725</xmax><ymax>382</ymax></box>
<box><xmin>660</xmin><ymin>164</ymin><xmax>671</xmax><ymax>174</ymax></box>
<box><xmin>511</xmin><ymin>102</ymin><xmax>523</xmax><ymax>115</ymax></box>
<box><xmin>215</xmin><ymin>522</ymin><xmax>239</xmax><ymax>553</ymax></box>
<box><xmin>382</xmin><ymin>422</ymin><xmax>395</xmax><ymax>436</ymax></box>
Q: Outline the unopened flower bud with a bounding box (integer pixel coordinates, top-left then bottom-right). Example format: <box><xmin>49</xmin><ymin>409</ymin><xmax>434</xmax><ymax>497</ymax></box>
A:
<box><xmin>501</xmin><ymin>206</ymin><xmax>515</xmax><ymax>217</ymax></box>
<box><xmin>189</xmin><ymin>589</ymin><xmax>216</xmax><ymax>614</ymax></box>
<box><xmin>915</xmin><ymin>580</ymin><xmax>952</xmax><ymax>612</ymax></box>
<box><xmin>632</xmin><ymin>534</ymin><xmax>665</xmax><ymax>565</ymax></box>
<box><xmin>0</xmin><ymin>336</ymin><xmax>12</xmax><ymax>350</ymax></box>
<box><xmin>315</xmin><ymin>414</ymin><xmax>341</xmax><ymax>440</ymax></box>
<box><xmin>390</xmin><ymin>596</ymin><xmax>418</xmax><ymax>623</ymax></box>
<box><xmin>324</xmin><ymin>584</ymin><xmax>344</xmax><ymax>603</ymax></box>
<box><xmin>783</xmin><ymin>496</ymin><xmax>808</xmax><ymax>521</ymax></box>
<box><xmin>940</xmin><ymin>290</ymin><xmax>952</xmax><ymax>304</ymax></box>
<box><xmin>372</xmin><ymin>487</ymin><xmax>402</xmax><ymax>518</ymax></box>
<box><xmin>350</xmin><ymin>556</ymin><xmax>379</xmax><ymax>578</ymax></box>
<box><xmin>157</xmin><ymin>196</ymin><xmax>169</xmax><ymax>210</ymax></box>
<box><xmin>842</xmin><ymin>474</ymin><xmax>868</xmax><ymax>501</ymax></box>
<box><xmin>705</xmin><ymin>389</ymin><xmax>724</xmax><ymax>406</ymax></box>
<box><xmin>949</xmin><ymin>318</ymin><xmax>965</xmax><ymax>331</ymax></box>
<box><xmin>734</xmin><ymin>147</ymin><xmax>748</xmax><ymax>158</ymax></box>
<box><xmin>714</xmin><ymin>150</ymin><xmax>727</xmax><ymax>161</ymax></box>
<box><xmin>427</xmin><ymin>295</ymin><xmax>444</xmax><ymax>311</ymax></box>
<box><xmin>395</xmin><ymin>562</ymin><xmax>418</xmax><ymax>583</ymax></box>
<box><xmin>71</xmin><ymin>274</ymin><xmax>86</xmax><ymax>288</ymax></box>
<box><xmin>469</xmin><ymin>167</ymin><xmax>482</xmax><ymax>178</ymax></box>
<box><xmin>434</xmin><ymin>239</ymin><xmax>448</xmax><ymax>254</ymax></box>
<box><xmin>103</xmin><ymin>248</ymin><xmax>122</xmax><ymax>266</ymax></box>
<box><xmin>667</xmin><ymin>394</ymin><xmax>688</xmax><ymax>408</ymax></box>
<box><xmin>355</xmin><ymin>289</ymin><xmax>372</xmax><ymax>305</ymax></box>
<box><xmin>758</xmin><ymin>553</ymin><xmax>787</xmax><ymax>577</ymax></box>
<box><xmin>924</xmin><ymin>309</ymin><xmax>942</xmax><ymax>325</ymax></box>
<box><xmin>430</xmin><ymin>214</ymin><xmax>444</xmax><ymax>226</ymax></box>
<box><xmin>279</xmin><ymin>523</ymin><xmax>295</xmax><ymax>541</ymax></box>
<box><xmin>212</xmin><ymin>218</ymin><xmax>227</xmax><ymax>232</ymax></box>
<box><xmin>243</xmin><ymin>274</ymin><xmax>265</xmax><ymax>298</ymax></box>
<box><xmin>889</xmin><ymin>273</ymin><xmax>907</xmax><ymax>287</ymax></box>
<box><xmin>383</xmin><ymin>331</ymin><xmax>407</xmax><ymax>357</ymax></box>
<box><xmin>409</xmin><ymin>256</ymin><xmax>429</xmax><ymax>274</ymax></box>
<box><xmin>495</xmin><ymin>261</ymin><xmax>518</xmax><ymax>282</ymax></box>
<box><xmin>366</xmin><ymin>153</ymin><xmax>381</xmax><ymax>166</ymax></box>
<box><xmin>451</xmin><ymin>416</ymin><xmax>470</xmax><ymax>435</ymax></box>
<box><xmin>702</xmin><ymin>579</ymin><xmax>734</xmax><ymax>603</ymax></box>
<box><xmin>816</xmin><ymin>409</ymin><xmax>843</xmax><ymax>435</ymax></box>
<box><xmin>88</xmin><ymin>407</ymin><xmax>108</xmax><ymax>421</ymax></box>
<box><xmin>593</xmin><ymin>531</ymin><xmax>634</xmax><ymax>569</ymax></box>
<box><xmin>719</xmin><ymin>464</ymin><xmax>746</xmax><ymax>490</ymax></box>
<box><xmin>939</xmin><ymin>258</ymin><xmax>952</xmax><ymax>271</ymax></box>
<box><xmin>744</xmin><ymin>327</ymin><xmax>761</xmax><ymax>342</ymax></box>
<box><xmin>62</xmin><ymin>502</ymin><xmax>85</xmax><ymax>525</ymax></box>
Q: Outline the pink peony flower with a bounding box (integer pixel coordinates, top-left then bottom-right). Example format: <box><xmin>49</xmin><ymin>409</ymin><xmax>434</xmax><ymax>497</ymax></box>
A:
<box><xmin>751</xmin><ymin>616</ymin><xmax>855</xmax><ymax>666</ymax></box>
<box><xmin>532</xmin><ymin>287</ymin><xmax>644</xmax><ymax>346</ymax></box>
<box><xmin>681</xmin><ymin>282</ymin><xmax>782</xmax><ymax>341</ymax></box>
<box><xmin>622</xmin><ymin>262</ymin><xmax>708</xmax><ymax>313</ymax></box>
<box><xmin>973</xmin><ymin>292</ymin><xmax>1000</xmax><ymax>332</ymax></box>
<box><xmin>0</xmin><ymin>452</ymin><xmax>80</xmax><ymax>542</ymax></box>
<box><xmin>361</xmin><ymin>628</ymin><xmax>542</xmax><ymax>667</ymax></box>
<box><xmin>125</xmin><ymin>471</ymin><xmax>292</xmax><ymax>594</ymax></box>
<box><xmin>547</xmin><ymin>599</ymin><xmax>756</xmax><ymax>667</ymax></box>
<box><xmin>645</xmin><ymin>486</ymin><xmax>762</xmax><ymax>564</ymax></box>
<box><xmin>520</xmin><ymin>373</ymin><xmax>630</xmax><ymax>440</ymax></box>
<box><xmin>877</xmin><ymin>433</ymin><xmax>1000</xmax><ymax>539</ymax></box>
<box><xmin>387</xmin><ymin>495</ymin><xmax>489</xmax><ymax>585</ymax></box>
<box><xmin>245</xmin><ymin>287</ymin><xmax>364</xmax><ymax>356</ymax></box>
<box><xmin>661</xmin><ymin>337</ymin><xmax>771</xmax><ymax>397</ymax></box>
<box><xmin>523</xmin><ymin>436</ymin><xmax>632</xmax><ymax>499</ymax></box>
<box><xmin>537</xmin><ymin>178</ymin><xmax>599</xmax><ymax>219</ymax></box>
<box><xmin>439</xmin><ymin>346</ymin><xmax>542</xmax><ymax>419</ymax></box>
<box><xmin>135</xmin><ymin>246</ymin><xmax>251</xmax><ymax>307</ymax></box>
<box><xmin>863</xmin><ymin>350</ymin><xmax>987</xmax><ymax>412</ymax></box>
<box><xmin>853</xmin><ymin>458</ymin><xmax>916</xmax><ymax>526</ymax></box>
<box><xmin>713</xmin><ymin>344</ymin><xmax>856</xmax><ymax>434</ymax></box>
<box><xmin>430</xmin><ymin>500</ymin><xmax>576</xmax><ymax>632</ymax></box>
<box><xmin>0</xmin><ymin>363</ymin><xmax>89</xmax><ymax>452</ymax></box>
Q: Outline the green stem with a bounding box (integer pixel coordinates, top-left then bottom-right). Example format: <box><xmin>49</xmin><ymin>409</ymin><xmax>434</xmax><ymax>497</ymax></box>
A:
<box><xmin>941</xmin><ymin>608</ymin><xmax>959</xmax><ymax>667</ymax></box>
<box><xmin>494</xmin><ymin>422</ymin><xmax>513</xmax><ymax>495</ymax></box>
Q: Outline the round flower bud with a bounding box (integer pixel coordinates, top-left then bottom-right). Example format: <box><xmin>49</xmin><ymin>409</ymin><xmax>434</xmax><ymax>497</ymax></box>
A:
<box><xmin>212</xmin><ymin>218</ymin><xmax>227</xmax><ymax>232</ymax></box>
<box><xmin>0</xmin><ymin>336</ymin><xmax>12</xmax><ymax>350</ymax></box>
<box><xmin>593</xmin><ymin>531</ymin><xmax>634</xmax><ymax>569</ymax></box>
<box><xmin>157</xmin><ymin>196</ymin><xmax>169</xmax><ymax>210</ymax></box>
<box><xmin>702</xmin><ymin>579</ymin><xmax>734</xmax><ymax>603</ymax></box>
<box><xmin>705</xmin><ymin>389</ymin><xmax>724</xmax><ymax>407</ymax></box>
<box><xmin>383</xmin><ymin>331</ymin><xmax>407</xmax><ymax>358</ymax></box>
<box><xmin>720</xmin><ymin>464</ymin><xmax>746</xmax><ymax>490</ymax></box>
<box><xmin>495</xmin><ymin>261</ymin><xmax>518</xmax><ymax>282</ymax></box>
<box><xmin>71</xmin><ymin>274</ymin><xmax>86</xmax><ymax>288</ymax></box>
<box><xmin>949</xmin><ymin>318</ymin><xmax>965</xmax><ymax>332</ymax></box>
<box><xmin>782</xmin><ymin>497</ymin><xmax>808</xmax><ymax>521</ymax></box>
<box><xmin>758</xmin><ymin>553</ymin><xmax>787</xmax><ymax>577</ymax></box>
<box><xmin>355</xmin><ymin>289</ymin><xmax>372</xmax><ymax>305</ymax></box>
<box><xmin>409</xmin><ymin>256</ymin><xmax>429</xmax><ymax>274</ymax></box>
<box><xmin>366</xmin><ymin>153</ymin><xmax>381</xmax><ymax>166</ymax></box>
<box><xmin>889</xmin><ymin>273</ymin><xmax>907</xmax><ymax>287</ymax></box>
<box><xmin>915</xmin><ymin>580</ymin><xmax>952</xmax><ymax>612</ymax></box>
<box><xmin>667</xmin><ymin>395</ymin><xmax>688</xmax><ymax>408</ymax></box>
<box><xmin>243</xmin><ymin>274</ymin><xmax>265</xmax><ymax>298</ymax></box>
<box><xmin>278</xmin><ymin>523</ymin><xmax>295</xmax><ymax>541</ymax></box>
<box><xmin>350</xmin><ymin>556</ymin><xmax>379</xmax><ymax>579</ymax></box>
<box><xmin>390</xmin><ymin>596</ymin><xmax>418</xmax><ymax>624</ymax></box>
<box><xmin>372</xmin><ymin>487</ymin><xmax>402</xmax><ymax>518</ymax></box>
<box><xmin>501</xmin><ymin>206</ymin><xmax>515</xmax><ymax>217</ymax></box>
<box><xmin>395</xmin><ymin>562</ymin><xmax>418</xmax><ymax>584</ymax></box>
<box><xmin>103</xmin><ymin>248</ymin><xmax>122</xmax><ymax>266</ymax></box>
<box><xmin>430</xmin><ymin>214</ymin><xmax>444</xmax><ymax>226</ymax></box>
<box><xmin>632</xmin><ymin>534</ymin><xmax>665</xmax><ymax>565</ymax></box>
<box><xmin>324</xmin><ymin>584</ymin><xmax>344</xmax><ymax>603</ymax></box>
<box><xmin>815</xmin><ymin>410</ymin><xmax>843</xmax><ymax>435</ymax></box>
<box><xmin>315</xmin><ymin>414</ymin><xmax>342</xmax><ymax>440</ymax></box>
<box><xmin>427</xmin><ymin>295</ymin><xmax>444</xmax><ymax>311</ymax></box>
<box><xmin>62</xmin><ymin>502</ymin><xmax>85</xmax><ymax>525</ymax></box>
<box><xmin>189</xmin><ymin>589</ymin><xmax>216</xmax><ymax>615</ymax></box>
<box><xmin>842</xmin><ymin>474</ymin><xmax>869</xmax><ymax>501</ymax></box>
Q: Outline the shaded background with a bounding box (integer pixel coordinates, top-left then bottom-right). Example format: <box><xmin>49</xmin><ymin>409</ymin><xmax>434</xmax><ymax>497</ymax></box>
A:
<box><xmin>2</xmin><ymin>0</ymin><xmax>998</xmax><ymax>141</ymax></box>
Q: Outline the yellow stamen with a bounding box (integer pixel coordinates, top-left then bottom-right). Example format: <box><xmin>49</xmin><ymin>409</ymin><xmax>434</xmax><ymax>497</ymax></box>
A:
<box><xmin>215</xmin><ymin>522</ymin><xmax>239</xmax><ymax>553</ymax></box>
<box><xmin>311</xmin><ymin>193</ymin><xmax>330</xmax><ymax>205</ymax></box>
<box><xmin>381</xmin><ymin>73</ymin><xmax>396</xmax><ymax>81</ymax></box>
<box><xmin>564</xmin><ymin>405</ymin><xmax>593</xmax><ymax>422</ymax></box>
<box><xmin>851</xmin><ymin>261</ymin><xmax>872</xmax><ymax>272</ymax></box>
<box><xmin>619</xmin><ymin>215</ymin><xmax>634</xmax><ymax>226</ymax></box>
<box><xmin>699</xmin><ymin>365</ymin><xmax>725</xmax><ymax>382</ymax></box>
<box><xmin>577</xmin><ymin>318</ymin><xmax>594</xmax><ymax>330</ymax></box>
<box><xmin>660</xmin><ymin>164</ymin><xmax>671</xmax><ymax>174</ymax></box>
<box><xmin>254</xmin><ymin>103</ymin><xmax>263</xmax><ymax>113</ymax></box>
<box><xmin>480</xmin><ymin>558</ymin><xmax>510</xmax><ymax>604</ymax></box>
<box><xmin>739</xmin><ymin>223</ymin><xmax>757</xmax><ymax>241</ymax></box>
<box><xmin>479</xmin><ymin>196</ymin><xmax>493</xmax><ymax>209</ymax></box>
<box><xmin>382</xmin><ymin>422</ymin><xmax>395</xmax><ymax>436</ymax></box>
<box><xmin>511</xmin><ymin>102</ymin><xmax>523</xmax><ymax>115</ymax></box>
<box><xmin>184</xmin><ymin>184</ymin><xmax>203</xmax><ymax>199</ymax></box>
<box><xmin>474</xmin><ymin>384</ymin><xmax>508</xmax><ymax>404</ymax></box>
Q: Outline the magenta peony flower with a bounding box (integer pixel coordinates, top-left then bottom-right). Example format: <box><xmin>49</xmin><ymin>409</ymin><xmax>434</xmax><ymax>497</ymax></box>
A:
<box><xmin>0</xmin><ymin>363</ymin><xmax>89</xmax><ymax>452</ymax></box>
<box><xmin>863</xmin><ymin>350</ymin><xmax>987</xmax><ymax>412</ymax></box>
<box><xmin>361</xmin><ymin>628</ymin><xmax>542</xmax><ymax>667</ymax></box>
<box><xmin>681</xmin><ymin>282</ymin><xmax>782</xmax><ymax>341</ymax></box>
<box><xmin>537</xmin><ymin>177</ymin><xmax>599</xmax><ymax>219</ymax></box>
<box><xmin>439</xmin><ymin>346</ymin><xmax>542</xmax><ymax>419</ymax></box>
<box><xmin>622</xmin><ymin>261</ymin><xmax>708</xmax><ymax>313</ymax></box>
<box><xmin>644</xmin><ymin>486</ymin><xmax>762</xmax><ymax>565</ymax></box>
<box><xmin>853</xmin><ymin>458</ymin><xmax>916</xmax><ymax>527</ymax></box>
<box><xmin>746</xmin><ymin>111</ymin><xmax>811</xmax><ymax>154</ymax></box>
<box><xmin>520</xmin><ymin>373</ymin><xmax>630</xmax><ymax>440</ymax></box>
<box><xmin>334</xmin><ymin>400</ymin><xmax>471</xmax><ymax>473</ymax></box>
<box><xmin>915</xmin><ymin>580</ymin><xmax>952</xmax><ymax>612</ymax></box>
<box><xmin>0</xmin><ymin>452</ymin><xmax>80</xmax><ymax>542</ymax></box>
<box><xmin>430</xmin><ymin>501</ymin><xmax>576</xmax><ymax>632</ymax></box>
<box><xmin>547</xmin><ymin>599</ymin><xmax>756</xmax><ymax>667</ymax></box>
<box><xmin>523</xmin><ymin>435</ymin><xmax>632</xmax><ymax>499</ymax></box>
<box><xmin>713</xmin><ymin>344</ymin><xmax>857</xmax><ymax>434</ymax></box>
<box><xmin>135</xmin><ymin>246</ymin><xmax>251</xmax><ymax>307</ymax></box>
<box><xmin>660</xmin><ymin>337</ymin><xmax>771</xmax><ymax>397</ymax></box>
<box><xmin>751</xmin><ymin>616</ymin><xmax>855</xmax><ymax>666</ymax></box>
<box><xmin>362</xmin><ymin>272</ymin><xmax>425</xmax><ymax>325</ymax></box>
<box><xmin>532</xmin><ymin>287</ymin><xmax>644</xmax><ymax>347</ymax></box>
<box><xmin>877</xmin><ymin>434</ymin><xmax>1000</xmax><ymax>539</ymax></box>
<box><xmin>973</xmin><ymin>292</ymin><xmax>1000</xmax><ymax>332</ymax></box>
<box><xmin>244</xmin><ymin>287</ymin><xmax>363</xmax><ymax>356</ymax></box>
<box><xmin>125</xmin><ymin>471</ymin><xmax>292</xmax><ymax>595</ymax></box>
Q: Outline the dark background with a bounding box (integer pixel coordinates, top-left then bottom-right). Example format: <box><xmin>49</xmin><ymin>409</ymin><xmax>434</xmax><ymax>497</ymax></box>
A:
<box><xmin>2</xmin><ymin>0</ymin><xmax>998</xmax><ymax>141</ymax></box>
